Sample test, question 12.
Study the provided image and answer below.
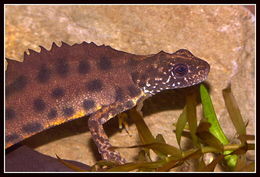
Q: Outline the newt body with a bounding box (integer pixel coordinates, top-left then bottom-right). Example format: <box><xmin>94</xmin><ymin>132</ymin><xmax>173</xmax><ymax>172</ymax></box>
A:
<box><xmin>5</xmin><ymin>42</ymin><xmax>210</xmax><ymax>164</ymax></box>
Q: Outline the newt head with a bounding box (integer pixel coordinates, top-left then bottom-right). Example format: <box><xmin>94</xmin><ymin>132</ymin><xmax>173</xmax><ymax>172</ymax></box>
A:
<box><xmin>133</xmin><ymin>49</ymin><xmax>210</xmax><ymax>95</ymax></box>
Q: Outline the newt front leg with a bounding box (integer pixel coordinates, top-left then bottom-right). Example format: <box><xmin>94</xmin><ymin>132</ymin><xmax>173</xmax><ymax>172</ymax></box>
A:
<box><xmin>88</xmin><ymin>103</ymin><xmax>132</xmax><ymax>164</ymax></box>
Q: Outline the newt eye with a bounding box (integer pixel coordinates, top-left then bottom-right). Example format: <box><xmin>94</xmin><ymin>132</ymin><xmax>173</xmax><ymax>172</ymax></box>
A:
<box><xmin>172</xmin><ymin>64</ymin><xmax>188</xmax><ymax>77</ymax></box>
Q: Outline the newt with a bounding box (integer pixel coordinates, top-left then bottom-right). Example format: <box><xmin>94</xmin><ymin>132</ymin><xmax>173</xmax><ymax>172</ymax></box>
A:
<box><xmin>5</xmin><ymin>41</ymin><xmax>210</xmax><ymax>164</ymax></box>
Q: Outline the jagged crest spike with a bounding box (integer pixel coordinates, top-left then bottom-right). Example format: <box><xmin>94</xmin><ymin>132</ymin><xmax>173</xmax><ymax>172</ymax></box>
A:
<box><xmin>28</xmin><ymin>48</ymin><xmax>38</xmax><ymax>56</ymax></box>
<box><xmin>39</xmin><ymin>45</ymin><xmax>48</xmax><ymax>53</ymax></box>
<box><xmin>24</xmin><ymin>51</ymin><xmax>29</xmax><ymax>57</ymax></box>
<box><xmin>61</xmin><ymin>41</ymin><xmax>70</xmax><ymax>47</ymax></box>
<box><xmin>90</xmin><ymin>42</ymin><xmax>98</xmax><ymax>46</ymax></box>
<box><xmin>23</xmin><ymin>50</ymin><xmax>30</xmax><ymax>61</ymax></box>
<box><xmin>51</xmin><ymin>42</ymin><xmax>59</xmax><ymax>51</ymax></box>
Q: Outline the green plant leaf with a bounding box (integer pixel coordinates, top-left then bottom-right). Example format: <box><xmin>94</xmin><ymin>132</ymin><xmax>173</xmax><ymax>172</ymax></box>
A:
<box><xmin>175</xmin><ymin>105</ymin><xmax>188</xmax><ymax>148</ymax></box>
<box><xmin>196</xmin><ymin>121</ymin><xmax>224</xmax><ymax>152</ymax></box>
<box><xmin>56</xmin><ymin>154</ymin><xmax>87</xmax><ymax>172</ymax></box>
<box><xmin>186</xmin><ymin>90</ymin><xmax>199</xmax><ymax>147</ymax></box>
<box><xmin>200</xmin><ymin>84</ymin><xmax>238</xmax><ymax>169</ymax></box>
<box><xmin>156</xmin><ymin>134</ymin><xmax>166</xmax><ymax>144</ymax></box>
<box><xmin>125</xmin><ymin>142</ymin><xmax>182</xmax><ymax>158</ymax></box>
<box><xmin>156</xmin><ymin>149</ymin><xmax>202</xmax><ymax>172</ymax></box>
<box><xmin>222</xmin><ymin>84</ymin><xmax>247</xmax><ymax>142</ymax></box>
<box><xmin>155</xmin><ymin>159</ymin><xmax>182</xmax><ymax>172</ymax></box>
<box><xmin>200</xmin><ymin>84</ymin><xmax>229</xmax><ymax>144</ymax></box>
<box><xmin>196</xmin><ymin>157</ymin><xmax>207</xmax><ymax>171</ymax></box>
<box><xmin>106</xmin><ymin>161</ymin><xmax>166</xmax><ymax>172</ymax></box>
<box><xmin>129</xmin><ymin>109</ymin><xmax>182</xmax><ymax>160</ymax></box>
<box><xmin>237</xmin><ymin>134</ymin><xmax>255</xmax><ymax>142</ymax></box>
<box><xmin>129</xmin><ymin>109</ymin><xmax>156</xmax><ymax>144</ymax></box>
<box><xmin>155</xmin><ymin>134</ymin><xmax>168</xmax><ymax>159</ymax></box>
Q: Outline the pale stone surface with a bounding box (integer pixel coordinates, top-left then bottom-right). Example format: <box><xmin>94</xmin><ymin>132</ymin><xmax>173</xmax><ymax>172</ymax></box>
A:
<box><xmin>5</xmin><ymin>5</ymin><xmax>255</xmax><ymax>170</ymax></box>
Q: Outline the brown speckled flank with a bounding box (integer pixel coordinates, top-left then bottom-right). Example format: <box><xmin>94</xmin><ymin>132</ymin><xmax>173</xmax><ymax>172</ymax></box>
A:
<box><xmin>5</xmin><ymin>41</ymin><xmax>210</xmax><ymax>164</ymax></box>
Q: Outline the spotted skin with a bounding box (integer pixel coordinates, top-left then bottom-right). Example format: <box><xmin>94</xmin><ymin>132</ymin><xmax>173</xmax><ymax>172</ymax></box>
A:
<box><xmin>37</xmin><ymin>64</ymin><xmax>51</xmax><ymax>83</ymax></box>
<box><xmin>47</xmin><ymin>108</ymin><xmax>58</xmax><ymax>119</ymax></box>
<box><xmin>78</xmin><ymin>59</ymin><xmax>91</xmax><ymax>74</ymax></box>
<box><xmin>51</xmin><ymin>87</ymin><xmax>65</xmax><ymax>98</ymax></box>
<box><xmin>55</xmin><ymin>58</ymin><xmax>70</xmax><ymax>78</ymax></box>
<box><xmin>33</xmin><ymin>98</ymin><xmax>46</xmax><ymax>112</ymax></box>
<box><xmin>88</xmin><ymin>102</ymin><xmax>132</xmax><ymax>164</ymax></box>
<box><xmin>5</xmin><ymin>42</ymin><xmax>210</xmax><ymax>164</ymax></box>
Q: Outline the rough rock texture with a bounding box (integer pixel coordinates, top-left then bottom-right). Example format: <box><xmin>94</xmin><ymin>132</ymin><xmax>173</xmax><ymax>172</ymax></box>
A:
<box><xmin>5</xmin><ymin>5</ymin><xmax>255</xmax><ymax>171</ymax></box>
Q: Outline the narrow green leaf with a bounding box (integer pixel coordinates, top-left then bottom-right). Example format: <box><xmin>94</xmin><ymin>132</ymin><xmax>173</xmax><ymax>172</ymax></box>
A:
<box><xmin>182</xmin><ymin>148</ymin><xmax>203</xmax><ymax>160</ymax></box>
<box><xmin>222</xmin><ymin>84</ymin><xmax>247</xmax><ymax>140</ymax></box>
<box><xmin>130</xmin><ymin>109</ymin><xmax>180</xmax><ymax>159</ymax></box>
<box><xmin>175</xmin><ymin>105</ymin><xmax>188</xmax><ymax>148</ymax></box>
<box><xmin>224</xmin><ymin>153</ymin><xmax>239</xmax><ymax>170</ymax></box>
<box><xmin>137</xmin><ymin>150</ymin><xmax>147</xmax><ymax>162</ymax></box>
<box><xmin>155</xmin><ymin>134</ymin><xmax>167</xmax><ymax>159</ymax></box>
<box><xmin>129</xmin><ymin>109</ymin><xmax>156</xmax><ymax>144</ymax></box>
<box><xmin>145</xmin><ymin>143</ymin><xmax>182</xmax><ymax>157</ymax></box>
<box><xmin>200</xmin><ymin>84</ymin><xmax>238</xmax><ymax>169</ymax></box>
<box><xmin>196</xmin><ymin>122</ymin><xmax>224</xmax><ymax>152</ymax></box>
<box><xmin>156</xmin><ymin>134</ymin><xmax>166</xmax><ymax>144</ymax></box>
<box><xmin>157</xmin><ymin>149</ymin><xmax>201</xmax><ymax>172</ymax></box>
<box><xmin>247</xmin><ymin>143</ymin><xmax>255</xmax><ymax>151</ymax></box>
<box><xmin>156</xmin><ymin>159</ymin><xmax>181</xmax><ymax>172</ymax></box>
<box><xmin>93</xmin><ymin>160</ymin><xmax>117</xmax><ymax>167</ymax></box>
<box><xmin>56</xmin><ymin>154</ymin><xmax>87</xmax><ymax>172</ymax></box>
<box><xmin>196</xmin><ymin>157</ymin><xmax>206</xmax><ymax>171</ymax></box>
<box><xmin>126</xmin><ymin>143</ymin><xmax>182</xmax><ymax>158</ymax></box>
<box><xmin>200</xmin><ymin>84</ymin><xmax>229</xmax><ymax>144</ymax></box>
<box><xmin>106</xmin><ymin>161</ymin><xmax>166</xmax><ymax>172</ymax></box>
<box><xmin>106</xmin><ymin>163</ymin><xmax>142</xmax><ymax>172</ymax></box>
<box><xmin>186</xmin><ymin>91</ymin><xmax>199</xmax><ymax>147</ymax></box>
<box><xmin>238</xmin><ymin>134</ymin><xmax>255</xmax><ymax>142</ymax></box>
